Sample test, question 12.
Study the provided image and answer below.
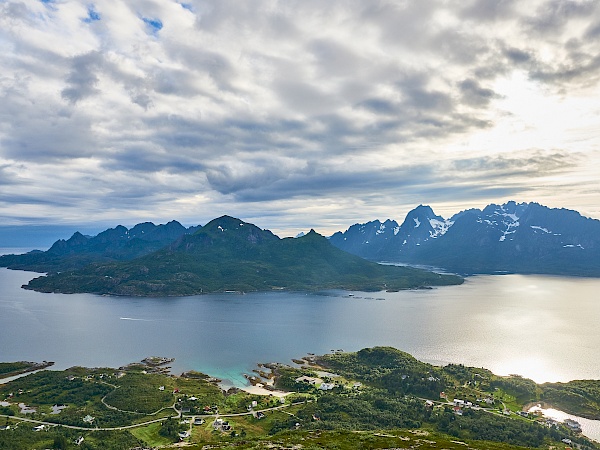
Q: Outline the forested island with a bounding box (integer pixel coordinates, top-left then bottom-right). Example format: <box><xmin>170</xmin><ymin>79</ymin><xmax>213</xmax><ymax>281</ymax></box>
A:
<box><xmin>1</xmin><ymin>347</ymin><xmax>598</xmax><ymax>450</ymax></box>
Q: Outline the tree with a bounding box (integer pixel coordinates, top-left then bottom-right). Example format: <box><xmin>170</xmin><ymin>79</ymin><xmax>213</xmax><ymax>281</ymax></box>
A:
<box><xmin>53</xmin><ymin>435</ymin><xmax>68</xmax><ymax>449</ymax></box>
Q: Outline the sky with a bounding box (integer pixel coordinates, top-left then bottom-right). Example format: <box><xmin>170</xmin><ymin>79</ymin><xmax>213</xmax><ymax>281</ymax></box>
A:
<box><xmin>1</xmin><ymin>0</ymin><xmax>600</xmax><ymax>238</ymax></box>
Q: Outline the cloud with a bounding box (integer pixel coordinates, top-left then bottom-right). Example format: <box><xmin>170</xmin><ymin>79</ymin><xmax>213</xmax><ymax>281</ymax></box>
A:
<box><xmin>61</xmin><ymin>51</ymin><xmax>104</xmax><ymax>103</ymax></box>
<box><xmin>459</xmin><ymin>79</ymin><xmax>498</xmax><ymax>107</ymax></box>
<box><xmin>0</xmin><ymin>0</ymin><xmax>599</xmax><ymax>233</ymax></box>
<box><xmin>452</xmin><ymin>150</ymin><xmax>578</xmax><ymax>178</ymax></box>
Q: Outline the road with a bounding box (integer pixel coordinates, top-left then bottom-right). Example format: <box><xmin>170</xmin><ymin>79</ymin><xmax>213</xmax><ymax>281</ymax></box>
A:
<box><xmin>0</xmin><ymin>400</ymin><xmax>311</xmax><ymax>432</ymax></box>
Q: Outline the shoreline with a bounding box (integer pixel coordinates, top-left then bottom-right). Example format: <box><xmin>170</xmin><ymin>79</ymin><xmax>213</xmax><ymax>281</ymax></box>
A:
<box><xmin>525</xmin><ymin>401</ymin><xmax>600</xmax><ymax>422</ymax></box>
<box><xmin>0</xmin><ymin>361</ymin><xmax>54</xmax><ymax>384</ymax></box>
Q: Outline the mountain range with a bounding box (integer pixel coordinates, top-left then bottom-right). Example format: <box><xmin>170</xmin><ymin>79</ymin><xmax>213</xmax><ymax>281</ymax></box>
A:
<box><xmin>23</xmin><ymin>216</ymin><xmax>461</xmax><ymax>296</ymax></box>
<box><xmin>0</xmin><ymin>221</ymin><xmax>200</xmax><ymax>273</ymax></box>
<box><xmin>3</xmin><ymin>201</ymin><xmax>599</xmax><ymax>294</ymax></box>
<box><xmin>330</xmin><ymin>201</ymin><xmax>600</xmax><ymax>276</ymax></box>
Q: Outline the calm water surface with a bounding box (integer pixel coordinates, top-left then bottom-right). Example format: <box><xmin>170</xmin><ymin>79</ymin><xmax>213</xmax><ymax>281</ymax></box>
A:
<box><xmin>1</xmin><ymin>262</ymin><xmax>600</xmax><ymax>386</ymax></box>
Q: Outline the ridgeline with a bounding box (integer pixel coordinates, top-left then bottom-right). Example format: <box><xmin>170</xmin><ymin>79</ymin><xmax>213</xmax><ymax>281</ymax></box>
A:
<box><xmin>24</xmin><ymin>216</ymin><xmax>462</xmax><ymax>296</ymax></box>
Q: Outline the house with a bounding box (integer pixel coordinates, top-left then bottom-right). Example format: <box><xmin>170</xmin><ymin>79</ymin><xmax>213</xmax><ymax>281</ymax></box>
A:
<box><xmin>440</xmin><ymin>391</ymin><xmax>447</xmax><ymax>399</ymax></box>
<box><xmin>319</xmin><ymin>383</ymin><xmax>336</xmax><ymax>390</ymax></box>
<box><xmin>425</xmin><ymin>400</ymin><xmax>434</xmax><ymax>407</ymax></box>
<box><xmin>295</xmin><ymin>376</ymin><xmax>320</xmax><ymax>384</ymax></box>
<box><xmin>251</xmin><ymin>400</ymin><xmax>258</xmax><ymax>407</ymax></box>
<box><xmin>453</xmin><ymin>406</ymin><xmax>463</xmax><ymax>416</ymax></box>
<box><xmin>75</xmin><ymin>436</ymin><xmax>84</xmax><ymax>446</ymax></box>
<box><xmin>453</xmin><ymin>399</ymin><xmax>465</xmax><ymax>407</ymax></box>
<box><xmin>179</xmin><ymin>431</ymin><xmax>190</xmax><ymax>439</ymax></box>
<box><xmin>159</xmin><ymin>386</ymin><xmax>165</xmax><ymax>391</ymax></box>
<box><xmin>33</xmin><ymin>425</ymin><xmax>45</xmax><ymax>431</ymax></box>
<box><xmin>193</xmin><ymin>418</ymin><xmax>204</xmax><ymax>426</ymax></box>
<box><xmin>82</xmin><ymin>415</ymin><xmax>94</xmax><ymax>424</ymax></box>
<box><xmin>189</xmin><ymin>396</ymin><xmax>198</xmax><ymax>401</ymax></box>
<box><xmin>564</xmin><ymin>419</ymin><xmax>582</xmax><ymax>431</ymax></box>
<box><xmin>256</xmin><ymin>412</ymin><xmax>265</xmax><ymax>419</ymax></box>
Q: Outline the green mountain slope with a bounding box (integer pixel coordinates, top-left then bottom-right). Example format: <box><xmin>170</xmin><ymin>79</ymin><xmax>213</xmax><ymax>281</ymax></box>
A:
<box><xmin>24</xmin><ymin>216</ymin><xmax>463</xmax><ymax>296</ymax></box>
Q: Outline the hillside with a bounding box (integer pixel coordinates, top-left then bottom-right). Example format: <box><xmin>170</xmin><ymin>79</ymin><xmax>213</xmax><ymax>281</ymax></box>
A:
<box><xmin>24</xmin><ymin>216</ymin><xmax>462</xmax><ymax>296</ymax></box>
<box><xmin>1</xmin><ymin>348</ymin><xmax>596</xmax><ymax>450</ymax></box>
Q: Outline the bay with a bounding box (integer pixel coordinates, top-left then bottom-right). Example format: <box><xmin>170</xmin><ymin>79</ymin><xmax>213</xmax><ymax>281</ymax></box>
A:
<box><xmin>1</xmin><ymin>264</ymin><xmax>600</xmax><ymax>386</ymax></box>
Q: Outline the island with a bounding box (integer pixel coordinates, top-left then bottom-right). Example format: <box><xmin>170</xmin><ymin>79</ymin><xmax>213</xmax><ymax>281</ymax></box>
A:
<box><xmin>23</xmin><ymin>216</ymin><xmax>463</xmax><ymax>296</ymax></box>
<box><xmin>1</xmin><ymin>347</ymin><xmax>598</xmax><ymax>450</ymax></box>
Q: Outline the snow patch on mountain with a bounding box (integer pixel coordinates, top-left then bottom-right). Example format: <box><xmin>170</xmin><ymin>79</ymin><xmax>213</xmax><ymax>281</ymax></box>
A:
<box><xmin>429</xmin><ymin>219</ymin><xmax>453</xmax><ymax>238</ymax></box>
<box><xmin>499</xmin><ymin>221</ymin><xmax>519</xmax><ymax>242</ymax></box>
<box><xmin>414</xmin><ymin>217</ymin><xmax>421</xmax><ymax>228</ymax></box>
<box><xmin>563</xmin><ymin>244</ymin><xmax>585</xmax><ymax>249</ymax></box>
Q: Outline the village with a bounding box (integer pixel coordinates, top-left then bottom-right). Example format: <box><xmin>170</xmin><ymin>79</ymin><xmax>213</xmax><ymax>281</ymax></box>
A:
<box><xmin>0</xmin><ymin>350</ymin><xmax>596</xmax><ymax>450</ymax></box>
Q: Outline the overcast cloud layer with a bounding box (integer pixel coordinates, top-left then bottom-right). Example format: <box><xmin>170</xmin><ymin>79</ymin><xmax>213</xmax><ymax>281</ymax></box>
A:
<box><xmin>1</xmin><ymin>0</ymin><xmax>600</xmax><ymax>236</ymax></box>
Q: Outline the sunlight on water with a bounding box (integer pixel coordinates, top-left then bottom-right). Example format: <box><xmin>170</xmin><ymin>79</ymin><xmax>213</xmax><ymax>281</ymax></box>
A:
<box><xmin>528</xmin><ymin>406</ymin><xmax>600</xmax><ymax>442</ymax></box>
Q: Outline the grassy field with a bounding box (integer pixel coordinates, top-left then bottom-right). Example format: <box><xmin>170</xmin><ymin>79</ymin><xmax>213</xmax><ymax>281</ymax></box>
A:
<box><xmin>130</xmin><ymin>421</ymin><xmax>174</xmax><ymax>447</ymax></box>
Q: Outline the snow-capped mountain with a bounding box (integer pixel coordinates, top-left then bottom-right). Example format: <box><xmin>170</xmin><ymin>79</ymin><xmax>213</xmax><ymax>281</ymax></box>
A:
<box><xmin>330</xmin><ymin>204</ymin><xmax>453</xmax><ymax>259</ymax></box>
<box><xmin>330</xmin><ymin>201</ymin><xmax>600</xmax><ymax>276</ymax></box>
